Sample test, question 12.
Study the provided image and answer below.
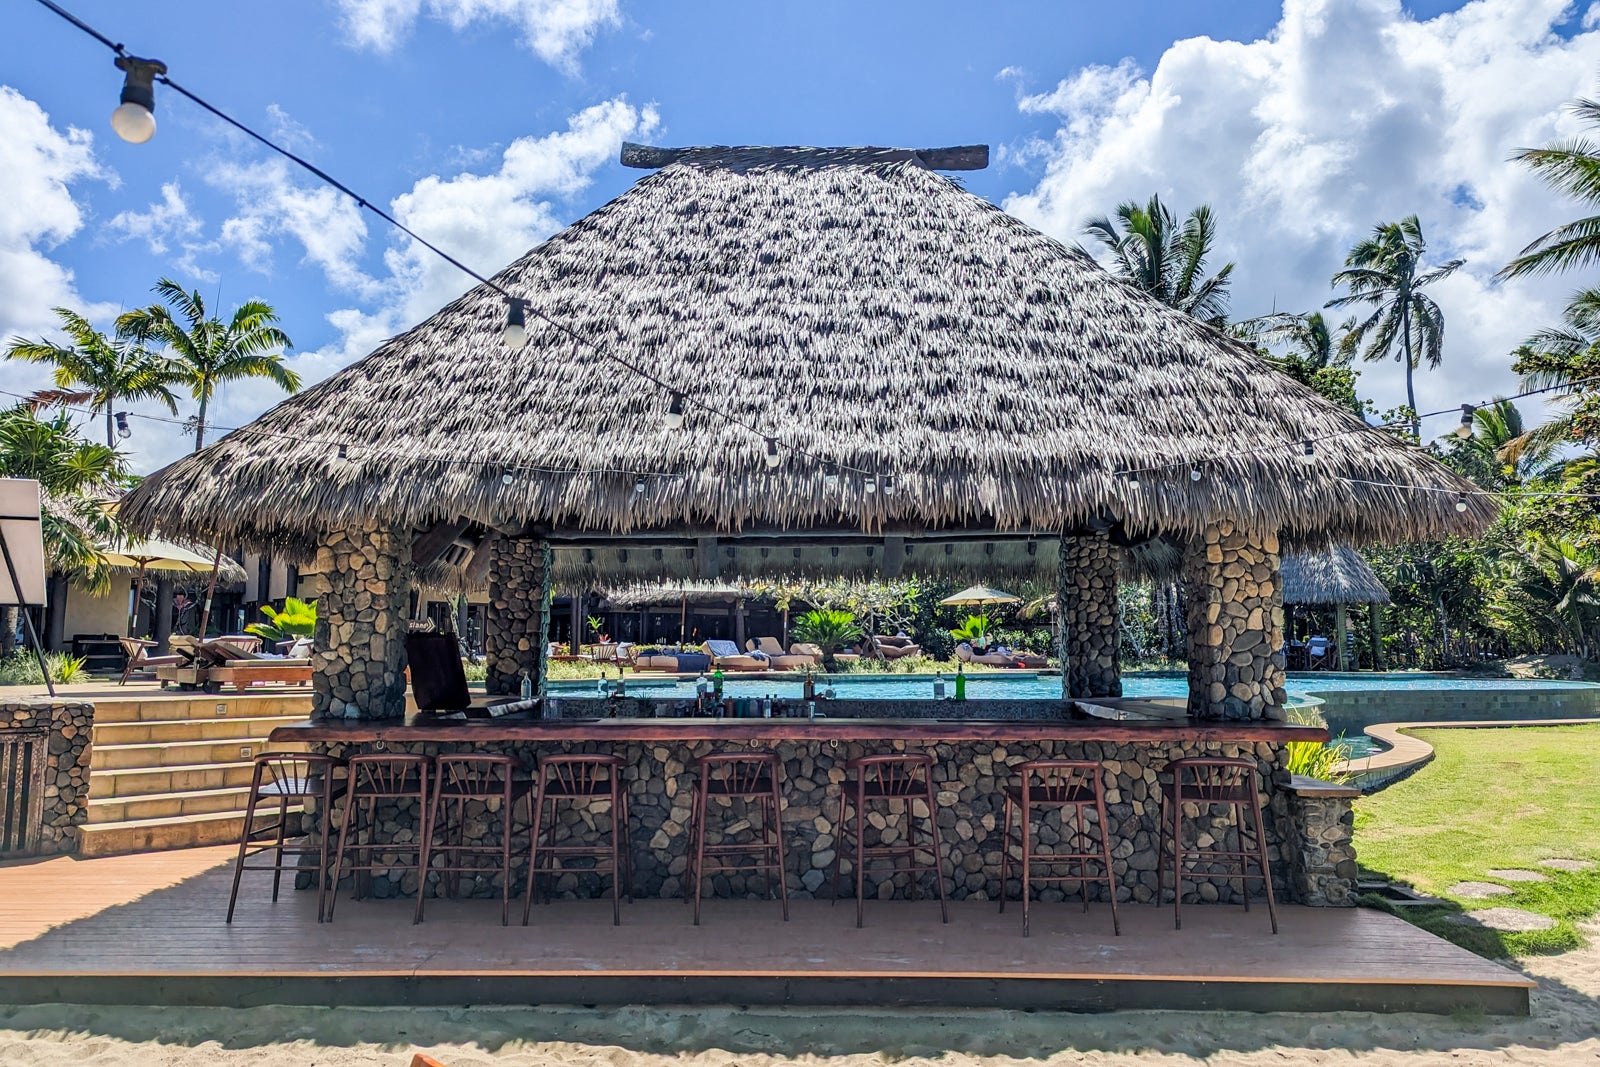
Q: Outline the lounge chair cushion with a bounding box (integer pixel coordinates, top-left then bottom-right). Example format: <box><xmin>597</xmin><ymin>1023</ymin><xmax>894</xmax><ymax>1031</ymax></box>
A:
<box><xmin>703</xmin><ymin>639</ymin><xmax>742</xmax><ymax>659</ymax></box>
<box><xmin>754</xmin><ymin>636</ymin><xmax>787</xmax><ymax>657</ymax></box>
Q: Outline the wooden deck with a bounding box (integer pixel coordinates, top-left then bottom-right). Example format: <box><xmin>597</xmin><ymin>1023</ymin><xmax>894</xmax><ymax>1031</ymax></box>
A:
<box><xmin>0</xmin><ymin>846</ymin><xmax>1532</xmax><ymax>1014</ymax></box>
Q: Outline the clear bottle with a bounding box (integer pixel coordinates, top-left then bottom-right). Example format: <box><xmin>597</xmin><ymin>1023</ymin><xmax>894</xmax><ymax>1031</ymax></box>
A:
<box><xmin>933</xmin><ymin>672</ymin><xmax>946</xmax><ymax>700</ymax></box>
<box><xmin>520</xmin><ymin>669</ymin><xmax>533</xmax><ymax>701</ymax></box>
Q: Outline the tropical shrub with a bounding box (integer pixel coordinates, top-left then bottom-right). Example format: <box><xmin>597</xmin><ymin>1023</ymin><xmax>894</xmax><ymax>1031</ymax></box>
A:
<box><xmin>0</xmin><ymin>651</ymin><xmax>87</xmax><ymax>685</ymax></box>
<box><xmin>949</xmin><ymin>614</ymin><xmax>992</xmax><ymax>646</ymax></box>
<box><xmin>1285</xmin><ymin>736</ymin><xmax>1355</xmax><ymax>783</ymax></box>
<box><xmin>790</xmin><ymin>609</ymin><xmax>864</xmax><ymax>665</ymax></box>
<box><xmin>244</xmin><ymin>597</ymin><xmax>317</xmax><ymax>643</ymax></box>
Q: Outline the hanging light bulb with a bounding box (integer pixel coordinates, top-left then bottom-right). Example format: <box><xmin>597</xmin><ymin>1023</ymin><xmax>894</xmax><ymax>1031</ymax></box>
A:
<box><xmin>337</xmin><ymin>443</ymin><xmax>348</xmax><ymax>460</ymax></box>
<box><xmin>113</xmin><ymin>412</ymin><xmax>132</xmax><ymax>440</ymax></box>
<box><xmin>501</xmin><ymin>470</ymin><xmax>515</xmax><ymax>486</ymax></box>
<box><xmin>110</xmin><ymin>56</ymin><xmax>166</xmax><ymax>144</ymax></box>
<box><xmin>823</xmin><ymin>461</ymin><xmax>840</xmax><ymax>492</ymax></box>
<box><xmin>664</xmin><ymin>392</ymin><xmax>685</xmax><ymax>430</ymax></box>
<box><xmin>1299</xmin><ymin>441</ymin><xmax>1316</xmax><ymax>465</ymax></box>
<box><xmin>864</xmin><ymin>474</ymin><xmax>878</xmax><ymax>494</ymax></box>
<box><xmin>1455</xmin><ymin>494</ymin><xmax>1470</xmax><ymax>513</ymax></box>
<box><xmin>1127</xmin><ymin>471</ymin><xmax>1140</xmax><ymax>489</ymax></box>
<box><xmin>503</xmin><ymin>298</ymin><xmax>528</xmax><ymax>349</ymax></box>
<box><xmin>764</xmin><ymin>437</ymin><xmax>780</xmax><ymax>469</ymax></box>
<box><xmin>1455</xmin><ymin>403</ymin><xmax>1476</xmax><ymax>439</ymax></box>
<box><xmin>882</xmin><ymin>474</ymin><xmax>896</xmax><ymax>495</ymax></box>
<box><xmin>634</xmin><ymin>477</ymin><xmax>646</xmax><ymax>494</ymax></box>
<box><xmin>1189</xmin><ymin>466</ymin><xmax>1202</xmax><ymax>482</ymax></box>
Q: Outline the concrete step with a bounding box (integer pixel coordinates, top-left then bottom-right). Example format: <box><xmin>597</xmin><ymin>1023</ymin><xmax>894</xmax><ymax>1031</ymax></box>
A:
<box><xmin>76</xmin><ymin>810</ymin><xmax>284</xmax><ymax>857</ymax></box>
<box><xmin>89</xmin><ymin>737</ymin><xmax>306</xmax><ymax>772</ymax></box>
<box><xmin>92</xmin><ymin>714</ymin><xmax>308</xmax><ymax>746</ymax></box>
<box><xmin>90</xmin><ymin>761</ymin><xmax>266</xmax><ymax>799</ymax></box>
<box><xmin>86</xmin><ymin>785</ymin><xmax>293</xmax><ymax>824</ymax></box>
<box><xmin>90</xmin><ymin>694</ymin><xmax>313</xmax><ymax>724</ymax></box>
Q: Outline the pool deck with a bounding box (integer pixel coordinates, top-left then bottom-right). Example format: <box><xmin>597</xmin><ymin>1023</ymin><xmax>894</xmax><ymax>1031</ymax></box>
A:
<box><xmin>0</xmin><ymin>845</ymin><xmax>1535</xmax><ymax>1014</ymax></box>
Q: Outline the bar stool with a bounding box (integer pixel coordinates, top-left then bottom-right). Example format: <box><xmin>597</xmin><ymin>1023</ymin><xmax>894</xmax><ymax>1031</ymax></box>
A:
<box><xmin>524</xmin><ymin>753</ymin><xmax>631</xmax><ymax>926</ymax></box>
<box><xmin>326</xmin><ymin>752</ymin><xmax>432</xmax><ymax>924</ymax></box>
<box><xmin>998</xmin><ymin>759</ymin><xmax>1121</xmax><ymax>937</ymax></box>
<box><xmin>225</xmin><ymin>751</ymin><xmax>345</xmax><ymax>923</ymax></box>
<box><xmin>829</xmin><ymin>753</ymin><xmax>948</xmax><ymax>927</ymax></box>
<box><xmin>418</xmin><ymin>754</ymin><xmax>530</xmax><ymax>926</ymax></box>
<box><xmin>1158</xmin><ymin>756</ymin><xmax>1278</xmax><ymax>933</ymax></box>
<box><xmin>685</xmin><ymin>751</ymin><xmax>788</xmax><ymax>925</ymax></box>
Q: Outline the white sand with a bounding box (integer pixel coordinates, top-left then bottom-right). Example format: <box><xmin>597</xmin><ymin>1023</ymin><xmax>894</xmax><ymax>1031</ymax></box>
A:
<box><xmin>0</xmin><ymin>925</ymin><xmax>1596</xmax><ymax>1067</ymax></box>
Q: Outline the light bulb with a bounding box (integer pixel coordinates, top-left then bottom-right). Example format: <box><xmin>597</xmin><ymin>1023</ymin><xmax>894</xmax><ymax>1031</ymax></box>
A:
<box><xmin>111</xmin><ymin>102</ymin><xmax>156</xmax><ymax>144</ymax></box>
<box><xmin>1189</xmin><ymin>466</ymin><xmax>1202</xmax><ymax>482</ymax></box>
<box><xmin>1299</xmin><ymin>441</ymin><xmax>1316</xmax><ymax>465</ymax></box>
<box><xmin>1455</xmin><ymin>404</ymin><xmax>1476</xmax><ymax>439</ymax></box>
<box><xmin>864</xmin><ymin>475</ymin><xmax>877</xmax><ymax>494</ymax></box>
<box><xmin>501</xmin><ymin>471</ymin><xmax>515</xmax><ymax>485</ymax></box>
<box><xmin>1127</xmin><ymin>473</ymin><xmax>1140</xmax><ymax>489</ymax></box>
<box><xmin>503</xmin><ymin>298</ymin><xmax>528</xmax><ymax>350</ymax></box>
<box><xmin>1455</xmin><ymin>495</ymin><xmax>1469</xmax><ymax>513</ymax></box>
<box><xmin>634</xmin><ymin>478</ymin><xmax>646</xmax><ymax>494</ymax></box>
<box><xmin>665</xmin><ymin>393</ymin><xmax>685</xmax><ymax>430</ymax></box>
<box><xmin>823</xmin><ymin>462</ymin><xmax>840</xmax><ymax>491</ymax></box>
<box><xmin>114</xmin><ymin>412</ymin><xmax>132</xmax><ymax>439</ymax></box>
<box><xmin>764</xmin><ymin>437</ymin><xmax>780</xmax><ymax>469</ymax></box>
<box><xmin>882</xmin><ymin>474</ymin><xmax>896</xmax><ymax>495</ymax></box>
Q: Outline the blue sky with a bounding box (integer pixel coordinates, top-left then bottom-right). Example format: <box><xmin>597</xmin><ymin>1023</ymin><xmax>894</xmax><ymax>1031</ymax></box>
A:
<box><xmin>2</xmin><ymin>0</ymin><xmax>1599</xmax><ymax>468</ymax></box>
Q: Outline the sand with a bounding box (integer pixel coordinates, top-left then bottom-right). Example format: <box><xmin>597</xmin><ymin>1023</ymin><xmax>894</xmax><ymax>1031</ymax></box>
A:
<box><xmin>0</xmin><ymin>923</ymin><xmax>1596</xmax><ymax>1067</ymax></box>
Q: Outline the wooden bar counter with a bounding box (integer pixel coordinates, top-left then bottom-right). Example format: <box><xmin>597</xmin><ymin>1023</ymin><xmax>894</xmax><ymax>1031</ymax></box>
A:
<box><xmin>272</xmin><ymin>698</ymin><xmax>1349</xmax><ymax>909</ymax></box>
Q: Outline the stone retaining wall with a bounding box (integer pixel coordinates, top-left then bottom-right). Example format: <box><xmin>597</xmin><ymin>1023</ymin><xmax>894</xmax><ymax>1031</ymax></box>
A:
<box><xmin>0</xmin><ymin>700</ymin><xmax>94</xmax><ymax>856</ymax></box>
<box><xmin>302</xmin><ymin>736</ymin><xmax>1321</xmax><ymax>908</ymax></box>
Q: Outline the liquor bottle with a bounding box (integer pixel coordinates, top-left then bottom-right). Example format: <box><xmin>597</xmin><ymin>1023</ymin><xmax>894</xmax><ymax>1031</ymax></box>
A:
<box><xmin>713</xmin><ymin>667</ymin><xmax>725</xmax><ymax>697</ymax></box>
<box><xmin>954</xmin><ymin>664</ymin><xmax>967</xmax><ymax>702</ymax></box>
<box><xmin>519</xmin><ymin>669</ymin><xmax>533</xmax><ymax>701</ymax></box>
<box><xmin>933</xmin><ymin>672</ymin><xmax>946</xmax><ymax>700</ymax></box>
<box><xmin>802</xmin><ymin>670</ymin><xmax>816</xmax><ymax>701</ymax></box>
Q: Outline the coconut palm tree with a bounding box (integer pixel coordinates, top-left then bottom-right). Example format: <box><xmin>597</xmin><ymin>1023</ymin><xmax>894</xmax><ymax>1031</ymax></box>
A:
<box><xmin>1507</xmin><ymin>287</ymin><xmax>1600</xmax><ymax>465</ymax></box>
<box><xmin>1444</xmin><ymin>398</ymin><xmax>1562</xmax><ymax>487</ymax></box>
<box><xmin>116</xmin><ymin>279</ymin><xmax>300</xmax><ymax>453</ymax></box>
<box><xmin>1327</xmin><ymin>216</ymin><xmax>1463</xmax><ymax>437</ymax></box>
<box><xmin>1499</xmin><ymin>93</ymin><xmax>1600</xmax><ymax>279</ymax></box>
<box><xmin>4</xmin><ymin>308</ymin><xmax>180</xmax><ymax>447</ymax></box>
<box><xmin>1082</xmin><ymin>195</ymin><xmax>1236</xmax><ymax>325</ymax></box>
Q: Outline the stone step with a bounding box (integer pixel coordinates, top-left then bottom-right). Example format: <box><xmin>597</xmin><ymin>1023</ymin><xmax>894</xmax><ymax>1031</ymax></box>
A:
<box><xmin>76</xmin><ymin>810</ymin><xmax>280</xmax><ymax>857</ymax></box>
<box><xmin>87</xmin><ymin>785</ymin><xmax>289</xmax><ymax>824</ymax></box>
<box><xmin>89</xmin><ymin>737</ymin><xmax>305</xmax><ymax>772</ymax></box>
<box><xmin>90</xmin><ymin>761</ymin><xmax>269</xmax><ymax>799</ymax></box>
<box><xmin>90</xmin><ymin>694</ymin><xmax>313</xmax><ymax>724</ymax></box>
<box><xmin>92</xmin><ymin>714</ymin><xmax>308</xmax><ymax>746</ymax></box>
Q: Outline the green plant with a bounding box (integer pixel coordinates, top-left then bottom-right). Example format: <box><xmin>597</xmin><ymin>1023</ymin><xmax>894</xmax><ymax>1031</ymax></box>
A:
<box><xmin>789</xmin><ymin>609</ymin><xmax>864</xmax><ymax>667</ymax></box>
<box><xmin>0</xmin><ymin>651</ymin><xmax>86</xmax><ymax>685</ymax></box>
<box><xmin>1285</xmin><ymin>736</ymin><xmax>1354</xmax><ymax>783</ymax></box>
<box><xmin>461</xmin><ymin>659</ymin><xmax>487</xmax><ymax>683</ymax></box>
<box><xmin>1082</xmin><ymin>193</ymin><xmax>1235</xmax><ymax>325</ymax></box>
<box><xmin>244</xmin><ymin>596</ymin><xmax>317</xmax><ymax>643</ymax></box>
<box><xmin>948</xmin><ymin>613</ymin><xmax>992</xmax><ymax>646</ymax></box>
<box><xmin>586</xmin><ymin>614</ymin><xmax>605</xmax><ymax>641</ymax></box>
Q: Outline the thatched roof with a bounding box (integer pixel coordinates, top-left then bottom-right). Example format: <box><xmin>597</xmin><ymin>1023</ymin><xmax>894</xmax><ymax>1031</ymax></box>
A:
<box><xmin>121</xmin><ymin>143</ymin><xmax>1493</xmax><ymax>583</ymax></box>
<box><xmin>1281</xmin><ymin>546</ymin><xmax>1391</xmax><ymax>606</ymax></box>
<box><xmin>602</xmin><ymin>582</ymin><xmax>747</xmax><ymax>609</ymax></box>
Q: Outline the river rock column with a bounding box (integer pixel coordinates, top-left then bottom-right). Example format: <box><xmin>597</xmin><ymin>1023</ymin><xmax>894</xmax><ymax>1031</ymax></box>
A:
<box><xmin>1058</xmin><ymin>531</ymin><xmax>1122</xmax><ymax>698</ymax></box>
<box><xmin>1181</xmin><ymin>522</ymin><xmax>1287</xmax><ymax>720</ymax></box>
<box><xmin>485</xmin><ymin>536</ymin><xmax>552</xmax><ymax>696</ymax></box>
<box><xmin>310</xmin><ymin>525</ymin><xmax>410</xmax><ymax>720</ymax></box>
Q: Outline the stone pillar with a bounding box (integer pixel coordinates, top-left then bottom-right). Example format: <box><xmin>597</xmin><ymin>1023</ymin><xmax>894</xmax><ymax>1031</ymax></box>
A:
<box><xmin>1057</xmin><ymin>531</ymin><xmax>1122</xmax><ymax>699</ymax></box>
<box><xmin>1181</xmin><ymin>522</ymin><xmax>1286</xmax><ymax>720</ymax></box>
<box><xmin>485</xmin><ymin>536</ymin><xmax>552</xmax><ymax>696</ymax></box>
<box><xmin>309</xmin><ymin>525</ymin><xmax>410</xmax><ymax>720</ymax></box>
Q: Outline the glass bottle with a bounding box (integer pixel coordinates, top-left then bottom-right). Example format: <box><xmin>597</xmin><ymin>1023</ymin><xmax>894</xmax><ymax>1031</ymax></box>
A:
<box><xmin>954</xmin><ymin>664</ymin><xmax>967</xmax><ymax>702</ymax></box>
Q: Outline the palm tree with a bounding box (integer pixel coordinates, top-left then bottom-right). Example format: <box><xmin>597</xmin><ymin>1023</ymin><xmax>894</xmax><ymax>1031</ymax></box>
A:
<box><xmin>1083</xmin><ymin>195</ymin><xmax>1236</xmax><ymax>325</ymax></box>
<box><xmin>117</xmin><ymin>279</ymin><xmax>300</xmax><ymax>453</ymax></box>
<box><xmin>1489</xmin><ymin>535</ymin><xmax>1600</xmax><ymax>658</ymax></box>
<box><xmin>4</xmin><ymin>308</ymin><xmax>180</xmax><ymax>447</ymax></box>
<box><xmin>1241</xmin><ymin>310</ymin><xmax>1339</xmax><ymax>367</ymax></box>
<box><xmin>1444</xmin><ymin>398</ymin><xmax>1562</xmax><ymax>487</ymax></box>
<box><xmin>1327</xmin><ymin>216</ymin><xmax>1463</xmax><ymax>436</ymax></box>
<box><xmin>1499</xmin><ymin>93</ymin><xmax>1600</xmax><ymax>279</ymax></box>
<box><xmin>1507</xmin><ymin>287</ymin><xmax>1600</xmax><ymax>463</ymax></box>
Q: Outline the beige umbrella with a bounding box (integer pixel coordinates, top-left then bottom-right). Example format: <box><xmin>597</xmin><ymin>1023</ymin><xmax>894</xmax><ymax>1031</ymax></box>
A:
<box><xmin>939</xmin><ymin>584</ymin><xmax>1021</xmax><ymax>649</ymax></box>
<box><xmin>103</xmin><ymin>536</ymin><xmax>222</xmax><ymax>637</ymax></box>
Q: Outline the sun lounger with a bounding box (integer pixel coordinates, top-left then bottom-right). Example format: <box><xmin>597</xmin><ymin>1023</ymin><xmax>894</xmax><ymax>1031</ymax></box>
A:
<box><xmin>118</xmin><ymin>637</ymin><xmax>185</xmax><ymax>685</ymax></box>
<box><xmin>745</xmin><ymin>636</ymin><xmax>815</xmax><ymax>670</ymax></box>
<box><xmin>702</xmin><ymin>639</ymin><xmax>768</xmax><ymax>671</ymax></box>
<box><xmin>191</xmin><ymin>638</ymin><xmax>311</xmax><ymax>692</ymax></box>
<box><xmin>955</xmin><ymin>642</ymin><xmax>1047</xmax><ymax>669</ymax></box>
<box><xmin>872</xmin><ymin>635</ymin><xmax>922</xmax><ymax>660</ymax></box>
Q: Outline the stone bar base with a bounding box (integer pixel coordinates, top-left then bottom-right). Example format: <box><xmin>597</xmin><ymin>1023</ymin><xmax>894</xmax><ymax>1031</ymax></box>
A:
<box><xmin>292</xmin><ymin>736</ymin><xmax>1351</xmax><ymax>906</ymax></box>
<box><xmin>0</xmin><ymin>700</ymin><xmax>95</xmax><ymax>856</ymax></box>
<box><xmin>1284</xmin><ymin>776</ymin><xmax>1360</xmax><ymax>906</ymax></box>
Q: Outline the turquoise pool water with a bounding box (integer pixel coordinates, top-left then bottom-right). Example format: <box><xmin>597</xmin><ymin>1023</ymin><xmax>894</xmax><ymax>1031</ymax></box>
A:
<box><xmin>550</xmin><ymin>673</ymin><xmax>1598</xmax><ymax>703</ymax></box>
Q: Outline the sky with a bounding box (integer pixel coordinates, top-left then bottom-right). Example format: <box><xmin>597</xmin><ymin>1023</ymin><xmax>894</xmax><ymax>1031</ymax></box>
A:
<box><xmin>2</xmin><ymin>0</ymin><xmax>1599</xmax><ymax>471</ymax></box>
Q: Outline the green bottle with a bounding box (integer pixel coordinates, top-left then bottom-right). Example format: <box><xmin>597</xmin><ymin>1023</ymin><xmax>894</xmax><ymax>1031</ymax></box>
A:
<box><xmin>954</xmin><ymin>663</ymin><xmax>967</xmax><ymax>702</ymax></box>
<box><xmin>713</xmin><ymin>667</ymin><xmax>724</xmax><ymax>697</ymax></box>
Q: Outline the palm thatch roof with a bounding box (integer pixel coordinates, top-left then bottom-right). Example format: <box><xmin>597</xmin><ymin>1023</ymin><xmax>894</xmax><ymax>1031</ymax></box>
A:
<box><xmin>1281</xmin><ymin>546</ymin><xmax>1391</xmax><ymax>606</ymax></box>
<box><xmin>121</xmin><ymin>143</ymin><xmax>1493</xmax><ymax>584</ymax></box>
<box><xmin>602</xmin><ymin>581</ymin><xmax>747</xmax><ymax>609</ymax></box>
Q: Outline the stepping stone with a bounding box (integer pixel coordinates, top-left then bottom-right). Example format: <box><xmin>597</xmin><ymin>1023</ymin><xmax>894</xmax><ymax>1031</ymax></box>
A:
<box><xmin>1446</xmin><ymin>907</ymin><xmax>1555</xmax><ymax>932</ymax></box>
<box><xmin>1485</xmin><ymin>868</ymin><xmax>1548</xmax><ymax>883</ymax></box>
<box><xmin>1448</xmin><ymin>881</ymin><xmax>1512</xmax><ymax>899</ymax></box>
<box><xmin>1538</xmin><ymin>858</ymin><xmax>1596</xmax><ymax>872</ymax></box>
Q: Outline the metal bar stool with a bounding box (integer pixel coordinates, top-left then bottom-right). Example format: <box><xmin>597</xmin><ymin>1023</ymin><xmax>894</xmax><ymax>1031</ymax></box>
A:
<box><xmin>418</xmin><ymin>754</ymin><xmax>530</xmax><ymax>926</ymax></box>
<box><xmin>225</xmin><ymin>751</ymin><xmax>345</xmax><ymax>923</ymax></box>
<box><xmin>326</xmin><ymin>752</ymin><xmax>432</xmax><ymax>924</ymax></box>
<box><xmin>685</xmin><ymin>751</ymin><xmax>788</xmax><ymax>925</ymax></box>
<box><xmin>998</xmin><ymin>759</ymin><xmax>1121</xmax><ymax>937</ymax></box>
<box><xmin>1158</xmin><ymin>756</ymin><xmax>1279</xmax><ymax>933</ymax></box>
<box><xmin>524</xmin><ymin>753</ymin><xmax>632</xmax><ymax>926</ymax></box>
<box><xmin>829</xmin><ymin>753</ymin><xmax>949</xmax><ymax>927</ymax></box>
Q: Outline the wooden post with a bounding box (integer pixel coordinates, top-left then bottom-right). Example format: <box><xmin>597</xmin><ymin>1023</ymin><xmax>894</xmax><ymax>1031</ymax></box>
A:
<box><xmin>1369</xmin><ymin>603</ymin><xmax>1384</xmax><ymax>672</ymax></box>
<box><xmin>153</xmin><ymin>578</ymin><xmax>175</xmax><ymax>653</ymax></box>
<box><xmin>568</xmin><ymin>594</ymin><xmax>582</xmax><ymax>656</ymax></box>
<box><xmin>734</xmin><ymin>598</ymin><xmax>747</xmax><ymax>649</ymax></box>
<box><xmin>1334</xmin><ymin>603</ymin><xmax>1348</xmax><ymax>671</ymax></box>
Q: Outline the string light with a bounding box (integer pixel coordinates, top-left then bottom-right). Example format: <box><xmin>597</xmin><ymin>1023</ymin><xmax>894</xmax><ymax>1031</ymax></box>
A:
<box><xmin>764</xmin><ymin>437</ymin><xmax>780</xmax><ymax>469</ymax></box>
<box><xmin>882</xmin><ymin>474</ymin><xmax>896</xmax><ymax>495</ymax></box>
<box><xmin>110</xmin><ymin>55</ymin><xmax>164</xmax><ymax>143</ymax></box>
<box><xmin>337</xmin><ymin>443</ymin><xmax>348</xmax><ymax>460</ymax></box>
<box><xmin>823</xmin><ymin>462</ymin><xmax>840</xmax><ymax>492</ymax></box>
<box><xmin>634</xmin><ymin>477</ymin><xmax>646</xmax><ymax>494</ymax></box>
<box><xmin>1126</xmin><ymin>472</ymin><xmax>1140</xmax><ymax>489</ymax></box>
<box><xmin>1299</xmin><ymin>441</ymin><xmax>1316</xmax><ymax>465</ymax></box>
<box><xmin>501</xmin><ymin>471</ymin><xmax>514</xmax><ymax>485</ymax></box>
<box><xmin>864</xmin><ymin>475</ymin><xmax>878</xmax><ymax>494</ymax></box>
<box><xmin>1455</xmin><ymin>404</ymin><xmax>1476</xmax><ymax>439</ymax></box>
<box><xmin>113</xmin><ymin>412</ymin><xmax>132</xmax><ymax>439</ymax></box>
<box><xmin>664</xmin><ymin>393</ymin><xmax>685</xmax><ymax>430</ymax></box>
<box><xmin>502</xmin><ymin>298</ymin><xmax>528</xmax><ymax>350</ymax></box>
<box><xmin>1189</xmin><ymin>466</ymin><xmax>1202</xmax><ymax>482</ymax></box>
<box><xmin>1455</xmin><ymin>494</ymin><xmax>1469</xmax><ymax>513</ymax></box>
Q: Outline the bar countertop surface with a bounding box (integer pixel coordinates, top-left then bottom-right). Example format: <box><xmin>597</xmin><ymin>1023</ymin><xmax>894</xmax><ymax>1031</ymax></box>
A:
<box><xmin>268</xmin><ymin>711</ymin><xmax>1329</xmax><ymax>745</ymax></box>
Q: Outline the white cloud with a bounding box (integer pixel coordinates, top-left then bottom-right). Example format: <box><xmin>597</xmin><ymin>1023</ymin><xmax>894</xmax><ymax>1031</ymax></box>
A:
<box><xmin>1002</xmin><ymin>0</ymin><xmax>1600</xmax><ymax>428</ymax></box>
<box><xmin>0</xmin><ymin>85</ymin><xmax>112</xmax><ymax>351</ymax></box>
<box><xmin>336</xmin><ymin>0</ymin><xmax>620</xmax><ymax>72</ymax></box>
<box><xmin>105</xmin><ymin>181</ymin><xmax>218</xmax><ymax>281</ymax></box>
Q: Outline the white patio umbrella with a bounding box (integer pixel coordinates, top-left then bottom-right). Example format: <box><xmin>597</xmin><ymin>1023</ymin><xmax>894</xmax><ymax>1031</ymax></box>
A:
<box><xmin>103</xmin><ymin>536</ymin><xmax>220</xmax><ymax>637</ymax></box>
<box><xmin>938</xmin><ymin>584</ymin><xmax>1021</xmax><ymax>648</ymax></box>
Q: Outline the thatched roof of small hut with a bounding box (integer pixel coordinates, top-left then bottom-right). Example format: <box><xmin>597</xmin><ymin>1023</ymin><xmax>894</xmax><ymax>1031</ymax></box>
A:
<box><xmin>121</xmin><ymin>143</ymin><xmax>1492</xmax><ymax>583</ymax></box>
<box><xmin>602</xmin><ymin>582</ymin><xmax>747</xmax><ymax>609</ymax></box>
<box><xmin>1281</xmin><ymin>546</ymin><xmax>1391</xmax><ymax>606</ymax></box>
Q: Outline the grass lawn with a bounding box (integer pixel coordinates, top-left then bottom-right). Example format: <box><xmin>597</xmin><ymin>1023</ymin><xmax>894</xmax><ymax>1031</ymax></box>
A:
<box><xmin>1353</xmin><ymin>723</ymin><xmax>1600</xmax><ymax>958</ymax></box>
